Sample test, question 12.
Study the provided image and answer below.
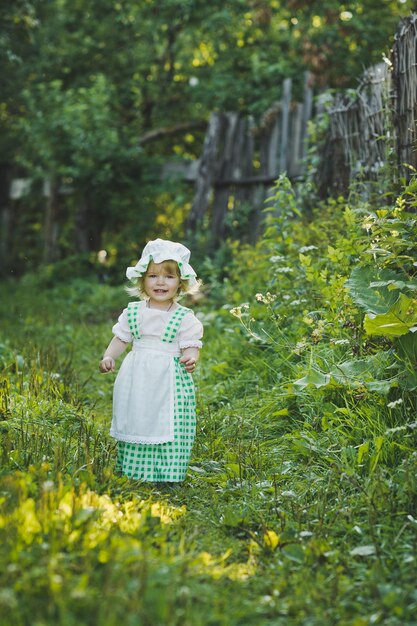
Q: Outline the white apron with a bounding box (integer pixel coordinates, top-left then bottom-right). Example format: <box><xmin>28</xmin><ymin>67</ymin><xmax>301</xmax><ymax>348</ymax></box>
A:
<box><xmin>110</xmin><ymin>304</ymin><xmax>189</xmax><ymax>445</ymax></box>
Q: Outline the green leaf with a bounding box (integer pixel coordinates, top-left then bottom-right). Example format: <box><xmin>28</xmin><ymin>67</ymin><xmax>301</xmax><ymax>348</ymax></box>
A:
<box><xmin>366</xmin><ymin>380</ymin><xmax>396</xmax><ymax>394</ymax></box>
<box><xmin>330</xmin><ymin>352</ymin><xmax>392</xmax><ymax>381</ymax></box>
<box><xmin>293</xmin><ymin>352</ymin><xmax>397</xmax><ymax>394</ymax></box>
<box><xmin>396</xmin><ymin>331</ymin><xmax>417</xmax><ymax>362</ymax></box>
<box><xmin>293</xmin><ymin>370</ymin><xmax>331</xmax><ymax>389</ymax></box>
<box><xmin>350</xmin><ymin>545</ymin><xmax>376</xmax><ymax>557</ymax></box>
<box><xmin>281</xmin><ymin>544</ymin><xmax>305</xmax><ymax>563</ymax></box>
<box><xmin>364</xmin><ymin>293</ymin><xmax>417</xmax><ymax>337</ymax></box>
<box><xmin>400</xmin><ymin>371</ymin><xmax>417</xmax><ymax>391</ymax></box>
<box><xmin>346</xmin><ymin>266</ymin><xmax>405</xmax><ymax>314</ymax></box>
<box><xmin>371</xmin><ymin>279</ymin><xmax>417</xmax><ymax>292</ymax></box>
<box><xmin>357</xmin><ymin>441</ymin><xmax>369</xmax><ymax>465</ymax></box>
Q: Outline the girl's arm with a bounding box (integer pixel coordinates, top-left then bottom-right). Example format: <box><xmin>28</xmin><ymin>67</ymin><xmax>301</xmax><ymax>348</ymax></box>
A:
<box><xmin>179</xmin><ymin>346</ymin><xmax>200</xmax><ymax>373</ymax></box>
<box><xmin>178</xmin><ymin>313</ymin><xmax>203</xmax><ymax>373</ymax></box>
<box><xmin>99</xmin><ymin>337</ymin><xmax>128</xmax><ymax>373</ymax></box>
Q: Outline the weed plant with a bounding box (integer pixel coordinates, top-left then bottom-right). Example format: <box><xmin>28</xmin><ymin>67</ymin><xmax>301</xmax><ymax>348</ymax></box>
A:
<box><xmin>1</xmin><ymin>178</ymin><xmax>417</xmax><ymax>625</ymax></box>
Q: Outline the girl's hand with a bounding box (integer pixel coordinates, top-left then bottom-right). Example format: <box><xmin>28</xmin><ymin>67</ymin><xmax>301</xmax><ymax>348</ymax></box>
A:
<box><xmin>99</xmin><ymin>356</ymin><xmax>115</xmax><ymax>373</ymax></box>
<box><xmin>179</xmin><ymin>347</ymin><xmax>199</xmax><ymax>373</ymax></box>
<box><xmin>99</xmin><ymin>337</ymin><xmax>128</xmax><ymax>373</ymax></box>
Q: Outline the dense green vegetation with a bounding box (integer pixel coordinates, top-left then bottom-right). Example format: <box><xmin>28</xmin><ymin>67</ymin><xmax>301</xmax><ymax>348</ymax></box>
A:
<box><xmin>1</xmin><ymin>0</ymin><xmax>414</xmax><ymax>275</ymax></box>
<box><xmin>1</xmin><ymin>175</ymin><xmax>417</xmax><ymax>625</ymax></box>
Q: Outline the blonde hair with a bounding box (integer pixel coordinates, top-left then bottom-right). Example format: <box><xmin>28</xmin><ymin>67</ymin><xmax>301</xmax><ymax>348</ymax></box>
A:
<box><xmin>125</xmin><ymin>259</ymin><xmax>200</xmax><ymax>299</ymax></box>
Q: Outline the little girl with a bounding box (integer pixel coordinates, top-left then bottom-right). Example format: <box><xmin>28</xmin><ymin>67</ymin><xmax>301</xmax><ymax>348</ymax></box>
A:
<box><xmin>99</xmin><ymin>238</ymin><xmax>203</xmax><ymax>483</ymax></box>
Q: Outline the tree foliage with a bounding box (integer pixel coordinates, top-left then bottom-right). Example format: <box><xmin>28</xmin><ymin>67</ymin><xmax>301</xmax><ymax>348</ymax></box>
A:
<box><xmin>0</xmin><ymin>0</ymin><xmax>414</xmax><ymax>274</ymax></box>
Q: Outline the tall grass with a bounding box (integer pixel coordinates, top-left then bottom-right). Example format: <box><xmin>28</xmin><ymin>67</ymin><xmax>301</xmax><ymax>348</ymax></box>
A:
<box><xmin>1</xmin><ymin>179</ymin><xmax>417</xmax><ymax>624</ymax></box>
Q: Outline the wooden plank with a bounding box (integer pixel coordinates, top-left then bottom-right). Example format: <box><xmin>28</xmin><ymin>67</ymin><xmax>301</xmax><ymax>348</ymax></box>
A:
<box><xmin>267</xmin><ymin>118</ymin><xmax>280</xmax><ymax>177</ymax></box>
<box><xmin>299</xmin><ymin>71</ymin><xmax>313</xmax><ymax>167</ymax></box>
<box><xmin>214</xmin><ymin>174</ymin><xmax>287</xmax><ymax>186</ymax></box>
<box><xmin>288</xmin><ymin>103</ymin><xmax>303</xmax><ymax>178</ymax></box>
<box><xmin>279</xmin><ymin>78</ymin><xmax>292</xmax><ymax>173</ymax></box>
<box><xmin>186</xmin><ymin>113</ymin><xmax>223</xmax><ymax>230</ymax></box>
<box><xmin>211</xmin><ymin>113</ymin><xmax>241</xmax><ymax>239</ymax></box>
<box><xmin>235</xmin><ymin>117</ymin><xmax>253</xmax><ymax>207</ymax></box>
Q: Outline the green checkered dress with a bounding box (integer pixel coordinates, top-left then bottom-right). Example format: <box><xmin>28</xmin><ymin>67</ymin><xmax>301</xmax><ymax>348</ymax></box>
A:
<box><xmin>113</xmin><ymin>303</ymin><xmax>198</xmax><ymax>483</ymax></box>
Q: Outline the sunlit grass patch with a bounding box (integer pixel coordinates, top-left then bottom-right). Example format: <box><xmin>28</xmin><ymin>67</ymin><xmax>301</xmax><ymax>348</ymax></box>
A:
<box><xmin>0</xmin><ymin>472</ymin><xmax>264</xmax><ymax>625</ymax></box>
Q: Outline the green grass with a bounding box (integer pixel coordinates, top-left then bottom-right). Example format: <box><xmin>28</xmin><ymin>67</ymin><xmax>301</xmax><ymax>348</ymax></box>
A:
<box><xmin>2</xmin><ymin>176</ymin><xmax>417</xmax><ymax>626</ymax></box>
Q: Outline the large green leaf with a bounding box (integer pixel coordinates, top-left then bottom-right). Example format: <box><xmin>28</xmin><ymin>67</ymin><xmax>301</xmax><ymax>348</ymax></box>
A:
<box><xmin>396</xmin><ymin>331</ymin><xmax>417</xmax><ymax>362</ymax></box>
<box><xmin>394</xmin><ymin>332</ymin><xmax>417</xmax><ymax>390</ymax></box>
<box><xmin>293</xmin><ymin>352</ymin><xmax>397</xmax><ymax>394</ymax></box>
<box><xmin>345</xmin><ymin>266</ymin><xmax>405</xmax><ymax>314</ymax></box>
<box><xmin>364</xmin><ymin>293</ymin><xmax>417</xmax><ymax>337</ymax></box>
<box><xmin>398</xmin><ymin>370</ymin><xmax>417</xmax><ymax>391</ymax></box>
<box><xmin>330</xmin><ymin>351</ymin><xmax>394</xmax><ymax>383</ymax></box>
<box><xmin>293</xmin><ymin>369</ymin><xmax>331</xmax><ymax>389</ymax></box>
<box><xmin>366</xmin><ymin>379</ymin><xmax>396</xmax><ymax>394</ymax></box>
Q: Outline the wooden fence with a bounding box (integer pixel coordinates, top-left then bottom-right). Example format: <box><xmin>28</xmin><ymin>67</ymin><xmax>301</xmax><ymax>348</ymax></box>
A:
<box><xmin>187</xmin><ymin>74</ymin><xmax>313</xmax><ymax>242</ymax></box>
<box><xmin>316</xmin><ymin>62</ymin><xmax>391</xmax><ymax>197</ymax></box>
<box><xmin>392</xmin><ymin>14</ymin><xmax>417</xmax><ymax>179</ymax></box>
<box><xmin>319</xmin><ymin>15</ymin><xmax>417</xmax><ymax>195</ymax></box>
<box><xmin>188</xmin><ymin>14</ymin><xmax>417</xmax><ymax>243</ymax></box>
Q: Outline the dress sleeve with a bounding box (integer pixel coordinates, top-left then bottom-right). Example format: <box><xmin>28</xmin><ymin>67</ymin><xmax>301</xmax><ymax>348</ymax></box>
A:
<box><xmin>112</xmin><ymin>308</ymin><xmax>132</xmax><ymax>343</ymax></box>
<box><xmin>178</xmin><ymin>312</ymin><xmax>204</xmax><ymax>350</ymax></box>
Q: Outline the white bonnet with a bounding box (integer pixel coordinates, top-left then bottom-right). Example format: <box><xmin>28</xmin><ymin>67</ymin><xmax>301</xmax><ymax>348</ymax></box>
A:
<box><xmin>126</xmin><ymin>238</ymin><xmax>197</xmax><ymax>286</ymax></box>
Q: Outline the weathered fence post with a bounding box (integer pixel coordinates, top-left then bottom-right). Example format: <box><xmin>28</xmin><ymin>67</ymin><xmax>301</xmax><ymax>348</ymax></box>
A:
<box><xmin>186</xmin><ymin>113</ymin><xmax>223</xmax><ymax>232</ymax></box>
<box><xmin>210</xmin><ymin>113</ymin><xmax>240</xmax><ymax>241</ymax></box>
<box><xmin>300</xmin><ymin>71</ymin><xmax>314</xmax><ymax>165</ymax></box>
<box><xmin>279</xmin><ymin>78</ymin><xmax>292</xmax><ymax>174</ymax></box>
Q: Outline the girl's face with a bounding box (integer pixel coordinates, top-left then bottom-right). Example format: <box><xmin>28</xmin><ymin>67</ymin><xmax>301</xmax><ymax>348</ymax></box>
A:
<box><xmin>144</xmin><ymin>261</ymin><xmax>180</xmax><ymax>307</ymax></box>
